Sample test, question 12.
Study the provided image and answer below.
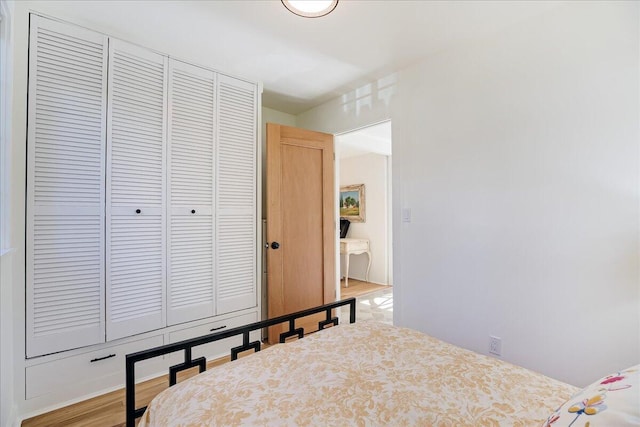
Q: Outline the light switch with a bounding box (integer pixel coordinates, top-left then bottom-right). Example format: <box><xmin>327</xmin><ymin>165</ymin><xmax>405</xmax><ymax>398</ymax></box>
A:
<box><xmin>402</xmin><ymin>208</ymin><xmax>411</xmax><ymax>223</ymax></box>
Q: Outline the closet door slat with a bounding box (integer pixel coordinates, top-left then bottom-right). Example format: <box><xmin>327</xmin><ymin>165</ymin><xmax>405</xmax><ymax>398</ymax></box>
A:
<box><xmin>216</xmin><ymin>75</ymin><xmax>258</xmax><ymax>315</ymax></box>
<box><xmin>106</xmin><ymin>39</ymin><xmax>167</xmax><ymax>341</ymax></box>
<box><xmin>26</xmin><ymin>16</ymin><xmax>108</xmax><ymax>357</ymax></box>
<box><xmin>167</xmin><ymin>60</ymin><xmax>216</xmax><ymax>326</ymax></box>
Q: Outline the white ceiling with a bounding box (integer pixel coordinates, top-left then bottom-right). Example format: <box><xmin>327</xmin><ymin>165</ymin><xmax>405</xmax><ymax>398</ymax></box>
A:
<box><xmin>28</xmin><ymin>0</ymin><xmax>563</xmax><ymax>115</ymax></box>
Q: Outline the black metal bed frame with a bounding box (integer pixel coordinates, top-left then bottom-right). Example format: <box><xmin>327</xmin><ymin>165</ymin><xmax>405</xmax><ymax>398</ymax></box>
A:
<box><xmin>125</xmin><ymin>297</ymin><xmax>357</xmax><ymax>427</ymax></box>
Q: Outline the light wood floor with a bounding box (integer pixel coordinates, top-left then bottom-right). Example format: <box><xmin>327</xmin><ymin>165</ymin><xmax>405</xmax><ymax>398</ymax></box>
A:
<box><xmin>340</xmin><ymin>278</ymin><xmax>390</xmax><ymax>299</ymax></box>
<box><xmin>22</xmin><ymin>280</ymin><xmax>390</xmax><ymax>427</ymax></box>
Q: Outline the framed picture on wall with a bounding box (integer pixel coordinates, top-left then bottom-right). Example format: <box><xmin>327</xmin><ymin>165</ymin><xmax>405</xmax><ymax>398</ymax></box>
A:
<box><xmin>339</xmin><ymin>184</ymin><xmax>365</xmax><ymax>223</ymax></box>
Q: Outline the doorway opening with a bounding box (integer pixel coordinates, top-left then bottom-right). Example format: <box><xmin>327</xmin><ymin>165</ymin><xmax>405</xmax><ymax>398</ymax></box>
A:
<box><xmin>335</xmin><ymin>121</ymin><xmax>392</xmax><ymax>324</ymax></box>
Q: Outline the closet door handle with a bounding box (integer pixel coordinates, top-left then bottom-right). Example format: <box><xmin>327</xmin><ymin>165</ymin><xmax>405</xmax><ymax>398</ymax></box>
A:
<box><xmin>191</xmin><ymin>209</ymin><xmax>196</xmax><ymax>214</ymax></box>
<box><xmin>135</xmin><ymin>209</ymin><xmax>141</xmax><ymax>214</ymax></box>
<box><xmin>90</xmin><ymin>354</ymin><xmax>116</xmax><ymax>363</ymax></box>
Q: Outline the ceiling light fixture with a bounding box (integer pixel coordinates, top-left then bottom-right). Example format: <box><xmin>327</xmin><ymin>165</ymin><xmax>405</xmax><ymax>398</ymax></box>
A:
<box><xmin>282</xmin><ymin>0</ymin><xmax>339</xmax><ymax>18</ymax></box>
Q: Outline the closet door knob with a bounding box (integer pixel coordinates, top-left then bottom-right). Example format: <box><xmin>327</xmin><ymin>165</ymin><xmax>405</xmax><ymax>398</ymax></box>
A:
<box><xmin>135</xmin><ymin>209</ymin><xmax>141</xmax><ymax>214</ymax></box>
<box><xmin>191</xmin><ymin>209</ymin><xmax>196</xmax><ymax>214</ymax></box>
<box><xmin>270</xmin><ymin>242</ymin><xmax>280</xmax><ymax>250</ymax></box>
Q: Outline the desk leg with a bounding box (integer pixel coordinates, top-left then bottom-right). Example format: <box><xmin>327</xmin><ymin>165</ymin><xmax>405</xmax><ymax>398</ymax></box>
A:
<box><xmin>344</xmin><ymin>253</ymin><xmax>350</xmax><ymax>288</ymax></box>
<box><xmin>365</xmin><ymin>250</ymin><xmax>371</xmax><ymax>283</ymax></box>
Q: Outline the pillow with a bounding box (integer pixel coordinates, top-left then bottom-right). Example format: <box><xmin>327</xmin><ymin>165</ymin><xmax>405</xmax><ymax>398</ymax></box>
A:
<box><xmin>542</xmin><ymin>364</ymin><xmax>639</xmax><ymax>426</ymax></box>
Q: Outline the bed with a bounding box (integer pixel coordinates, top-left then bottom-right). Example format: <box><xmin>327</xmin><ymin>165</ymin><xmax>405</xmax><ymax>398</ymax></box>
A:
<box><xmin>126</xmin><ymin>299</ymin><xmax>638</xmax><ymax>426</ymax></box>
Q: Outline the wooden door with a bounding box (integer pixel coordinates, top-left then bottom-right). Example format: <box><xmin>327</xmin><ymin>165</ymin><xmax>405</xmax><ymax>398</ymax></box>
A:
<box><xmin>266</xmin><ymin>124</ymin><xmax>335</xmax><ymax>343</ymax></box>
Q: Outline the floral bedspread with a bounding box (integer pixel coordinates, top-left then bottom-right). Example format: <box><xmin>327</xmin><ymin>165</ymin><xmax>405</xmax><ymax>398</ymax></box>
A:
<box><xmin>139</xmin><ymin>321</ymin><xmax>578</xmax><ymax>426</ymax></box>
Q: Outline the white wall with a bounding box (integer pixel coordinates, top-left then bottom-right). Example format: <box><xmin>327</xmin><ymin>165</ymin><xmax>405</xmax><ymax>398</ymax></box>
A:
<box><xmin>299</xmin><ymin>1</ymin><xmax>640</xmax><ymax>387</ymax></box>
<box><xmin>339</xmin><ymin>153</ymin><xmax>388</xmax><ymax>285</ymax></box>
<box><xmin>0</xmin><ymin>0</ymin><xmax>15</xmax><ymax>423</ymax></box>
<box><xmin>1</xmin><ymin>0</ymin><xmax>24</xmax><ymax>424</ymax></box>
<box><xmin>263</xmin><ymin>106</ymin><xmax>296</xmax><ymax>129</ymax></box>
<box><xmin>0</xmin><ymin>251</ymin><xmax>14</xmax><ymax>427</ymax></box>
<box><xmin>298</xmin><ymin>73</ymin><xmax>397</xmax><ymax>136</ymax></box>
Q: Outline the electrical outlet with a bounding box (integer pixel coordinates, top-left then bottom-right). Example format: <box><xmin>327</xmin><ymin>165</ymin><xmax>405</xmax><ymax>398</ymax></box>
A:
<box><xmin>489</xmin><ymin>336</ymin><xmax>502</xmax><ymax>356</ymax></box>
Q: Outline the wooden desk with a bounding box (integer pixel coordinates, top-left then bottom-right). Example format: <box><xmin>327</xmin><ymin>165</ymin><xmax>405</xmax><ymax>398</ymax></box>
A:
<box><xmin>339</xmin><ymin>238</ymin><xmax>371</xmax><ymax>288</ymax></box>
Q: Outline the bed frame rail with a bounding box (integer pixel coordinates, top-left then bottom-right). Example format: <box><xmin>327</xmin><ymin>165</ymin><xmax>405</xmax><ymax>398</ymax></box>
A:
<box><xmin>125</xmin><ymin>297</ymin><xmax>356</xmax><ymax>427</ymax></box>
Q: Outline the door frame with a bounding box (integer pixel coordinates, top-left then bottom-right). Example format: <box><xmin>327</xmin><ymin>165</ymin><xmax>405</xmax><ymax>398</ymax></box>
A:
<box><xmin>334</xmin><ymin>120</ymin><xmax>393</xmax><ymax>299</ymax></box>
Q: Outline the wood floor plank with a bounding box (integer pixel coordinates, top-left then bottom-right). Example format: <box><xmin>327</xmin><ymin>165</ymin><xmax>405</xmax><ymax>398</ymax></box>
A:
<box><xmin>340</xmin><ymin>279</ymin><xmax>390</xmax><ymax>299</ymax></box>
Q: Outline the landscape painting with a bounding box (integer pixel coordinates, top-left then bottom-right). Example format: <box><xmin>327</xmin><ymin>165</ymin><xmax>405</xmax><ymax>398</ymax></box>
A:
<box><xmin>339</xmin><ymin>184</ymin><xmax>365</xmax><ymax>223</ymax></box>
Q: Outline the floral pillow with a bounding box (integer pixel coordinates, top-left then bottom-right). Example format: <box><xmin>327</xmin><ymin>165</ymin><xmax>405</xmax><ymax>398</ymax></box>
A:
<box><xmin>542</xmin><ymin>364</ymin><xmax>639</xmax><ymax>426</ymax></box>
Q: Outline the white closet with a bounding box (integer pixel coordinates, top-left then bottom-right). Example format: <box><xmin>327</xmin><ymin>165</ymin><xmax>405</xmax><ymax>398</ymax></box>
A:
<box><xmin>26</xmin><ymin>15</ymin><xmax>259</xmax><ymax>358</ymax></box>
<box><xmin>167</xmin><ymin>60</ymin><xmax>216</xmax><ymax>326</ymax></box>
<box><xmin>26</xmin><ymin>16</ymin><xmax>108</xmax><ymax>356</ymax></box>
<box><xmin>106</xmin><ymin>40</ymin><xmax>168</xmax><ymax>341</ymax></box>
<box><xmin>216</xmin><ymin>75</ymin><xmax>258</xmax><ymax>315</ymax></box>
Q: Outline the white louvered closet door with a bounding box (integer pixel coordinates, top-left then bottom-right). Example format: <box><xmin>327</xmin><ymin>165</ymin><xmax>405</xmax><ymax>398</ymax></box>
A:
<box><xmin>106</xmin><ymin>40</ymin><xmax>168</xmax><ymax>340</ymax></box>
<box><xmin>26</xmin><ymin>16</ymin><xmax>108</xmax><ymax>357</ymax></box>
<box><xmin>216</xmin><ymin>75</ymin><xmax>258</xmax><ymax>315</ymax></box>
<box><xmin>167</xmin><ymin>60</ymin><xmax>216</xmax><ymax>326</ymax></box>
